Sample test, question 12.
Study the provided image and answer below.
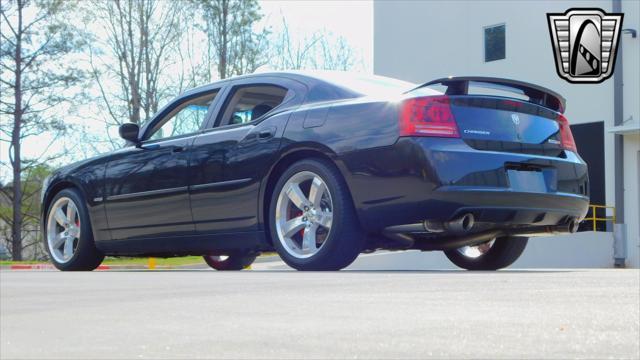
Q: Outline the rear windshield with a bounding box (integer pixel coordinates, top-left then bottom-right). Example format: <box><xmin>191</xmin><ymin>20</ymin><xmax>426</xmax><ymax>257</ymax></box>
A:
<box><xmin>319</xmin><ymin>72</ymin><xmax>416</xmax><ymax>97</ymax></box>
<box><xmin>411</xmin><ymin>81</ymin><xmax>531</xmax><ymax>100</ymax></box>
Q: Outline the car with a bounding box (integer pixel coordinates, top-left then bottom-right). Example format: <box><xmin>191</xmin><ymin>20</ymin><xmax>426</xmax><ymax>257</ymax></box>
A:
<box><xmin>40</xmin><ymin>71</ymin><xmax>589</xmax><ymax>271</ymax></box>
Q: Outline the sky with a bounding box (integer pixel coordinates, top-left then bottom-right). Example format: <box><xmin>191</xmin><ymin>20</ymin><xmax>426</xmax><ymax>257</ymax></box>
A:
<box><xmin>1</xmin><ymin>0</ymin><xmax>374</xmax><ymax>183</ymax></box>
<box><xmin>259</xmin><ymin>0</ymin><xmax>373</xmax><ymax>69</ymax></box>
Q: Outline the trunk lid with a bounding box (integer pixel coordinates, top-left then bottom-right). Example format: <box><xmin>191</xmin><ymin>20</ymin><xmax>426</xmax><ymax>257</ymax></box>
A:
<box><xmin>451</xmin><ymin>97</ymin><xmax>561</xmax><ymax>144</ymax></box>
<box><xmin>407</xmin><ymin>77</ymin><xmax>567</xmax><ymax>156</ymax></box>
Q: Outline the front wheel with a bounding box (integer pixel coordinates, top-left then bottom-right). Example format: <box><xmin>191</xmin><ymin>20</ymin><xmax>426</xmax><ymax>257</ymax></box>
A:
<box><xmin>269</xmin><ymin>159</ymin><xmax>364</xmax><ymax>271</ymax></box>
<box><xmin>44</xmin><ymin>188</ymin><xmax>104</xmax><ymax>271</ymax></box>
<box><xmin>444</xmin><ymin>236</ymin><xmax>528</xmax><ymax>271</ymax></box>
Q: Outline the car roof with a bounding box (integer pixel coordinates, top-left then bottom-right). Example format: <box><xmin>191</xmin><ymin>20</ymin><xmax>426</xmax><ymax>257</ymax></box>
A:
<box><xmin>186</xmin><ymin>70</ymin><xmax>416</xmax><ymax>99</ymax></box>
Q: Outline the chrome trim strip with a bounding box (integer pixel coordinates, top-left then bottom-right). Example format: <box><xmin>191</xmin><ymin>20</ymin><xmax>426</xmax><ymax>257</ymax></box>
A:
<box><xmin>190</xmin><ymin>178</ymin><xmax>252</xmax><ymax>191</ymax></box>
<box><xmin>107</xmin><ymin>220</ymin><xmax>194</xmax><ymax>231</ymax></box>
<box><xmin>106</xmin><ymin>186</ymin><xmax>188</xmax><ymax>201</ymax></box>
<box><xmin>137</xmin><ymin>132</ymin><xmax>199</xmax><ymax>147</ymax></box>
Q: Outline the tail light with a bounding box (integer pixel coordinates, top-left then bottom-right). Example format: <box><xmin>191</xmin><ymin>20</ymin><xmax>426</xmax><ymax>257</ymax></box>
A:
<box><xmin>557</xmin><ymin>114</ymin><xmax>577</xmax><ymax>152</ymax></box>
<box><xmin>399</xmin><ymin>96</ymin><xmax>460</xmax><ymax>137</ymax></box>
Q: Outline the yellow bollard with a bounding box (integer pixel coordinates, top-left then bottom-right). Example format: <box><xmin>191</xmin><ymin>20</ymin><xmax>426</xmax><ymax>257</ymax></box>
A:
<box><xmin>148</xmin><ymin>257</ymin><xmax>156</xmax><ymax>270</ymax></box>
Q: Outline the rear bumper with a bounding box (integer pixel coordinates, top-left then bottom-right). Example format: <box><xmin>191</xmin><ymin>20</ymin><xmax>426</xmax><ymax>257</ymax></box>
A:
<box><xmin>339</xmin><ymin>137</ymin><xmax>590</xmax><ymax>232</ymax></box>
<box><xmin>430</xmin><ymin>187</ymin><xmax>588</xmax><ymax>226</ymax></box>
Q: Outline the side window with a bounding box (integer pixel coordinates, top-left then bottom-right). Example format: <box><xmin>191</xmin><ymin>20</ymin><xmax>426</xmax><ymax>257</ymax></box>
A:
<box><xmin>148</xmin><ymin>91</ymin><xmax>218</xmax><ymax>141</ymax></box>
<box><xmin>219</xmin><ymin>85</ymin><xmax>288</xmax><ymax>126</ymax></box>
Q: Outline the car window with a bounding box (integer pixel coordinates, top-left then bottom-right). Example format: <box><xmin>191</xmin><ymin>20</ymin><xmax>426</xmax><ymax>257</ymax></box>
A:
<box><xmin>148</xmin><ymin>92</ymin><xmax>217</xmax><ymax>141</ymax></box>
<box><xmin>219</xmin><ymin>85</ymin><xmax>288</xmax><ymax>126</ymax></box>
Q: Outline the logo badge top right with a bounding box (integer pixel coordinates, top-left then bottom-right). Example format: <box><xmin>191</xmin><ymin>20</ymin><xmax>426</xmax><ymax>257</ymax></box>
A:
<box><xmin>548</xmin><ymin>8</ymin><xmax>623</xmax><ymax>83</ymax></box>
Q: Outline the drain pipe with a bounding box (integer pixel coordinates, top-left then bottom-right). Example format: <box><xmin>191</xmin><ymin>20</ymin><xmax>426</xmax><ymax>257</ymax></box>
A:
<box><xmin>612</xmin><ymin>0</ymin><xmax>626</xmax><ymax>267</ymax></box>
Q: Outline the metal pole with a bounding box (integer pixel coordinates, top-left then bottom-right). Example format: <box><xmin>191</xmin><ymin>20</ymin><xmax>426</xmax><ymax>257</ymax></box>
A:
<box><xmin>612</xmin><ymin>0</ymin><xmax>626</xmax><ymax>267</ymax></box>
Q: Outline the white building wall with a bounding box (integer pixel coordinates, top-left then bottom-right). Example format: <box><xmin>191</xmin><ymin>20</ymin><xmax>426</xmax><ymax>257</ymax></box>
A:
<box><xmin>374</xmin><ymin>0</ymin><xmax>614</xmax><ymax>126</ymax></box>
<box><xmin>623</xmin><ymin>134</ymin><xmax>639</xmax><ymax>267</ymax></box>
<box><xmin>374</xmin><ymin>0</ymin><xmax>639</xmax><ymax>267</ymax></box>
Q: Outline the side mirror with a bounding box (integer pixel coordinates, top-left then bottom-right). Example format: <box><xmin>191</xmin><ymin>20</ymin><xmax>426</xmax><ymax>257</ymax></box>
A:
<box><xmin>118</xmin><ymin>123</ymin><xmax>140</xmax><ymax>144</ymax></box>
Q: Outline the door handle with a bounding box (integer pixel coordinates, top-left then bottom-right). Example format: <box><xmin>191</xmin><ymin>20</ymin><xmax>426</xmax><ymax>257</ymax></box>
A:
<box><xmin>258</xmin><ymin>128</ymin><xmax>275</xmax><ymax>140</ymax></box>
<box><xmin>172</xmin><ymin>146</ymin><xmax>185</xmax><ymax>153</ymax></box>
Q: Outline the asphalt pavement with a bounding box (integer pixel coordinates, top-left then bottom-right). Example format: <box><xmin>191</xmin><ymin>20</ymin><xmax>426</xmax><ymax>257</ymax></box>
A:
<box><xmin>1</xmin><ymin>254</ymin><xmax>639</xmax><ymax>359</ymax></box>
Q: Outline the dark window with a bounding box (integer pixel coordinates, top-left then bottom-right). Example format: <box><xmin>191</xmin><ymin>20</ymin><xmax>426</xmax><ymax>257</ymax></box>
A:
<box><xmin>219</xmin><ymin>85</ymin><xmax>288</xmax><ymax>126</ymax></box>
<box><xmin>148</xmin><ymin>92</ymin><xmax>218</xmax><ymax>141</ymax></box>
<box><xmin>571</xmin><ymin>121</ymin><xmax>605</xmax><ymax>231</ymax></box>
<box><xmin>484</xmin><ymin>24</ymin><xmax>505</xmax><ymax>62</ymax></box>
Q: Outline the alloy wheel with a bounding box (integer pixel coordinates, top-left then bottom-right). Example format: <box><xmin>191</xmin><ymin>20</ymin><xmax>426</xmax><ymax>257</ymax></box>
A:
<box><xmin>207</xmin><ymin>255</ymin><xmax>229</xmax><ymax>262</ymax></box>
<box><xmin>457</xmin><ymin>239</ymin><xmax>496</xmax><ymax>258</ymax></box>
<box><xmin>46</xmin><ymin>197</ymin><xmax>81</xmax><ymax>264</ymax></box>
<box><xmin>275</xmin><ymin>171</ymin><xmax>334</xmax><ymax>259</ymax></box>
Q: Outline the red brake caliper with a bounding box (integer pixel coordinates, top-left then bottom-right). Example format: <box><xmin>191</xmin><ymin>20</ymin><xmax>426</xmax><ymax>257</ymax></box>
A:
<box><xmin>290</xmin><ymin>207</ymin><xmax>304</xmax><ymax>238</ymax></box>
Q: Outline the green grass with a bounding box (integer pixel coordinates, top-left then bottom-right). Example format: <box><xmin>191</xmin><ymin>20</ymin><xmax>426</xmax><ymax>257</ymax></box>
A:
<box><xmin>1</xmin><ymin>253</ymin><xmax>277</xmax><ymax>267</ymax></box>
<box><xmin>102</xmin><ymin>256</ymin><xmax>205</xmax><ymax>266</ymax></box>
<box><xmin>0</xmin><ymin>260</ymin><xmax>43</xmax><ymax>265</ymax></box>
<box><xmin>1</xmin><ymin>256</ymin><xmax>204</xmax><ymax>267</ymax></box>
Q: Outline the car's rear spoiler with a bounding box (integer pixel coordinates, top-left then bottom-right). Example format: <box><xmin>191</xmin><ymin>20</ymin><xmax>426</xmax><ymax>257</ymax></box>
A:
<box><xmin>409</xmin><ymin>76</ymin><xmax>566</xmax><ymax>113</ymax></box>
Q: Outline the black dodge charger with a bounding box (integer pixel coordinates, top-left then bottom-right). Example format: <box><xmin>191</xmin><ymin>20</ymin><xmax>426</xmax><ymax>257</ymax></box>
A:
<box><xmin>41</xmin><ymin>71</ymin><xmax>589</xmax><ymax>271</ymax></box>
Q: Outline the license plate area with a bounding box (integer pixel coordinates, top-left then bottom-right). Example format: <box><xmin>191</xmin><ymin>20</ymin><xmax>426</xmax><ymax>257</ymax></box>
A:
<box><xmin>506</xmin><ymin>167</ymin><xmax>549</xmax><ymax>193</ymax></box>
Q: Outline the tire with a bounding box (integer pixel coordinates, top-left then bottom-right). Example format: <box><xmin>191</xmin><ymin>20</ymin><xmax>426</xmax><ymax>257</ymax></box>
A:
<box><xmin>44</xmin><ymin>188</ymin><xmax>105</xmax><ymax>271</ymax></box>
<box><xmin>203</xmin><ymin>252</ymin><xmax>257</xmax><ymax>270</ymax></box>
<box><xmin>444</xmin><ymin>236</ymin><xmax>528</xmax><ymax>271</ymax></box>
<box><xmin>269</xmin><ymin>158</ymin><xmax>364</xmax><ymax>271</ymax></box>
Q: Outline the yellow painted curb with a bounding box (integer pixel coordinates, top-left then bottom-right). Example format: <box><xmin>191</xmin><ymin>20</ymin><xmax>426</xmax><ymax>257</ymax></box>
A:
<box><xmin>148</xmin><ymin>257</ymin><xmax>156</xmax><ymax>270</ymax></box>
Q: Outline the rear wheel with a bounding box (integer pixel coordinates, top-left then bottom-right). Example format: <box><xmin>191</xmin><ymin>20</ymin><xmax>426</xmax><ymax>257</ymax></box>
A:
<box><xmin>444</xmin><ymin>236</ymin><xmax>528</xmax><ymax>271</ymax></box>
<box><xmin>269</xmin><ymin>159</ymin><xmax>364</xmax><ymax>271</ymax></box>
<box><xmin>44</xmin><ymin>188</ymin><xmax>104</xmax><ymax>271</ymax></box>
<box><xmin>203</xmin><ymin>252</ymin><xmax>257</xmax><ymax>270</ymax></box>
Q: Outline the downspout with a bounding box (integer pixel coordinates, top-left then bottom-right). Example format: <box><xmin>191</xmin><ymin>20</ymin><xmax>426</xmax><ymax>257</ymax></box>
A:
<box><xmin>612</xmin><ymin>0</ymin><xmax>626</xmax><ymax>267</ymax></box>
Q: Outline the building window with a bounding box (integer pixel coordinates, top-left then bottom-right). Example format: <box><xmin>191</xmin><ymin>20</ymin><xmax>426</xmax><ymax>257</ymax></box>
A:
<box><xmin>484</xmin><ymin>24</ymin><xmax>505</xmax><ymax>62</ymax></box>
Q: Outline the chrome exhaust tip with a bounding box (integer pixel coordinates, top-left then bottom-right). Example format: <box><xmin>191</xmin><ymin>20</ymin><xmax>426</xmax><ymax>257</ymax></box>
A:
<box><xmin>568</xmin><ymin>218</ymin><xmax>579</xmax><ymax>233</ymax></box>
<box><xmin>445</xmin><ymin>213</ymin><xmax>475</xmax><ymax>233</ymax></box>
<box><xmin>423</xmin><ymin>220</ymin><xmax>445</xmax><ymax>233</ymax></box>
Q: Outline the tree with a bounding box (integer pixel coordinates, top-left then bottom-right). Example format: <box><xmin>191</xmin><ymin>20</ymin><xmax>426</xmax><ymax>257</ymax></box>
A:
<box><xmin>271</xmin><ymin>17</ymin><xmax>322</xmax><ymax>70</ymax></box>
<box><xmin>0</xmin><ymin>0</ymin><xmax>85</xmax><ymax>260</ymax></box>
<box><xmin>318</xmin><ymin>35</ymin><xmax>359</xmax><ymax>71</ymax></box>
<box><xmin>195</xmin><ymin>0</ymin><xmax>268</xmax><ymax>80</ymax></box>
<box><xmin>87</xmin><ymin>0</ymin><xmax>182</xmax><ymax>128</ymax></box>
<box><xmin>0</xmin><ymin>164</ymin><xmax>52</xmax><ymax>260</ymax></box>
<box><xmin>270</xmin><ymin>17</ymin><xmax>362</xmax><ymax>71</ymax></box>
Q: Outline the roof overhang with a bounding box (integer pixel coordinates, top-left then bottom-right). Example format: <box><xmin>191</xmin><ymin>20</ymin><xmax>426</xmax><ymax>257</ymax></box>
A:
<box><xmin>608</xmin><ymin>122</ymin><xmax>640</xmax><ymax>135</ymax></box>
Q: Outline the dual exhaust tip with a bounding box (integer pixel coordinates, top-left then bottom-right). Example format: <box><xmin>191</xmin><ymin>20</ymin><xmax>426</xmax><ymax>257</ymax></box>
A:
<box><xmin>424</xmin><ymin>213</ymin><xmax>475</xmax><ymax>234</ymax></box>
<box><xmin>387</xmin><ymin>213</ymin><xmax>579</xmax><ymax>236</ymax></box>
<box><xmin>445</xmin><ymin>213</ymin><xmax>475</xmax><ymax>233</ymax></box>
<box><xmin>567</xmin><ymin>218</ymin><xmax>579</xmax><ymax>233</ymax></box>
<box><xmin>424</xmin><ymin>213</ymin><xmax>579</xmax><ymax>234</ymax></box>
